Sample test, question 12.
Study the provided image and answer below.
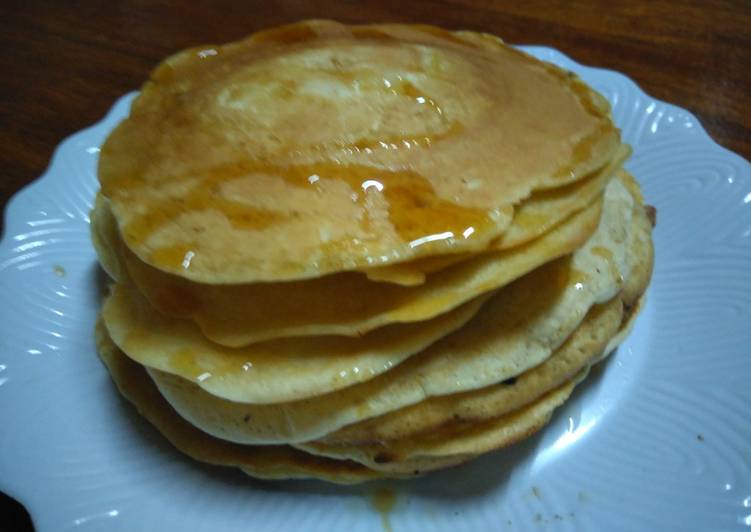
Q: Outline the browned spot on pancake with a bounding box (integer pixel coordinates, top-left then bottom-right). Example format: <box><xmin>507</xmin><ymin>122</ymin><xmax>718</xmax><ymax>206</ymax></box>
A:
<box><xmin>645</xmin><ymin>205</ymin><xmax>657</xmax><ymax>227</ymax></box>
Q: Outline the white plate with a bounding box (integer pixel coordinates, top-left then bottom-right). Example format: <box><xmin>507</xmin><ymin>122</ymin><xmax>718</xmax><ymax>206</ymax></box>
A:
<box><xmin>1</xmin><ymin>46</ymin><xmax>750</xmax><ymax>532</ymax></box>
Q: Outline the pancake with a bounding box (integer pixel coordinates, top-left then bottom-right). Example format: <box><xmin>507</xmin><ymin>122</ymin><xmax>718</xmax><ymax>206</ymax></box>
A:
<box><xmin>95</xmin><ymin>319</ymin><xmax>386</xmax><ymax>483</ymax></box>
<box><xmin>324</xmin><ymin>298</ymin><xmax>623</xmax><ymax>445</ymax></box>
<box><xmin>91</xmin><ymin>143</ymin><xmax>617</xmax><ymax>291</ymax></box>
<box><xmin>99</xmin><ymin>195</ymin><xmax>602</xmax><ymax>346</ymax></box>
<box><xmin>297</xmin><ymin>287</ymin><xmax>651</xmax><ymax>472</ymax></box>
<box><xmin>361</xmin><ymin>144</ymin><xmax>628</xmax><ymax>286</ymax></box>
<box><xmin>90</xmin><ymin>193</ymin><xmax>123</xmax><ymax>282</ymax></box>
<box><xmin>90</xmin><ymin>21</ymin><xmax>655</xmax><ymax>484</ymax></box>
<box><xmin>97</xmin><ymin>293</ymin><xmax>648</xmax><ymax>482</ymax></box>
<box><xmin>96</xmin><ymin>297</ymin><xmax>645</xmax><ymax>482</ymax></box>
<box><xmin>295</xmin><ymin>375</ymin><xmax>583</xmax><ymax>474</ymax></box>
<box><xmin>143</xmin><ymin>176</ymin><xmax>636</xmax><ymax>445</ymax></box>
<box><xmin>327</xmin><ymin>185</ymin><xmax>654</xmax><ymax>444</ymax></box>
<box><xmin>362</xmin><ymin>253</ymin><xmax>469</xmax><ymax>286</ymax></box>
<box><xmin>618</xmin><ymin>175</ymin><xmax>655</xmax><ymax>308</ymax></box>
<box><xmin>102</xmin><ymin>283</ymin><xmax>486</xmax><ymax>404</ymax></box>
<box><xmin>495</xmin><ymin>145</ymin><xmax>627</xmax><ymax>249</ymax></box>
<box><xmin>98</xmin><ymin>320</ymin><xmax>486</xmax><ymax>481</ymax></box>
<box><xmin>320</xmin><ymin>201</ymin><xmax>654</xmax><ymax>465</ymax></box>
<box><xmin>601</xmin><ymin>293</ymin><xmax>645</xmax><ymax>362</ymax></box>
<box><xmin>98</xmin><ymin>20</ymin><xmax>620</xmax><ymax>285</ymax></box>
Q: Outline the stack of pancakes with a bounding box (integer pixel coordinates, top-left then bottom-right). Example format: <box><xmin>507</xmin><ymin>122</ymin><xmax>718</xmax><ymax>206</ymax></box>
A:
<box><xmin>91</xmin><ymin>21</ymin><xmax>654</xmax><ymax>483</ymax></box>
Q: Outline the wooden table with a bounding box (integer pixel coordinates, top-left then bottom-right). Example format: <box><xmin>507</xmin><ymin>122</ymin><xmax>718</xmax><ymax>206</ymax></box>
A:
<box><xmin>0</xmin><ymin>0</ymin><xmax>749</xmax><ymax>528</ymax></box>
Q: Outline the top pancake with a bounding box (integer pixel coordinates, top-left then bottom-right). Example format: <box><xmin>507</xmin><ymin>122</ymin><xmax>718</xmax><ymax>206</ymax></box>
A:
<box><xmin>98</xmin><ymin>20</ymin><xmax>619</xmax><ymax>284</ymax></box>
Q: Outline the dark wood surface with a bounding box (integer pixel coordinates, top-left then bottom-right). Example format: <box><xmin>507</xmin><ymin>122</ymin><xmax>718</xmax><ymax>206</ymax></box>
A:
<box><xmin>0</xmin><ymin>2</ymin><xmax>749</xmax><ymax>529</ymax></box>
